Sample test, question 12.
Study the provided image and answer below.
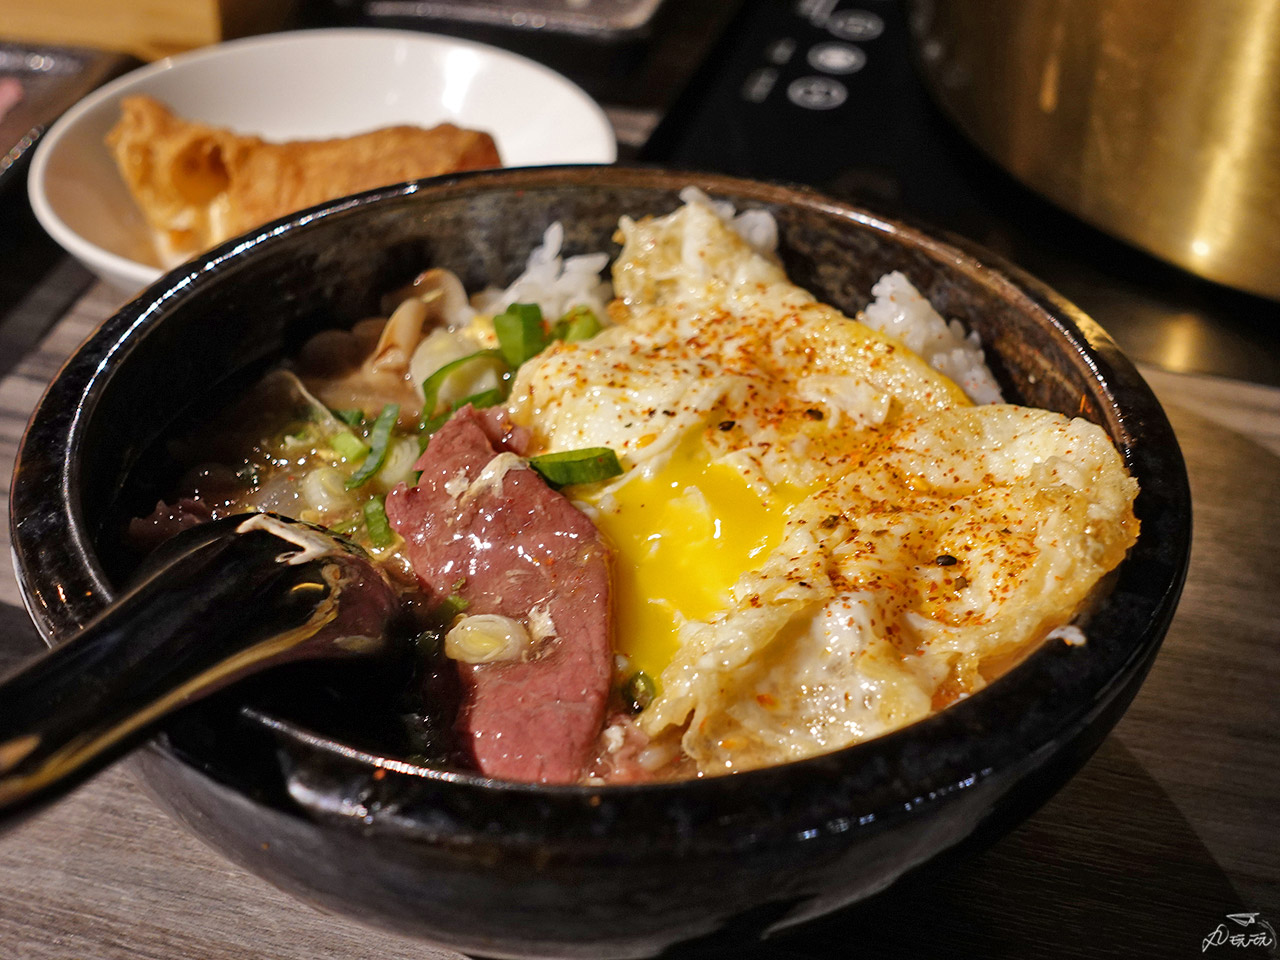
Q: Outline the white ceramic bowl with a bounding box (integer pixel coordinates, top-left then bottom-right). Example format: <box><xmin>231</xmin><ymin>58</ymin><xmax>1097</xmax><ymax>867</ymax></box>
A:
<box><xmin>27</xmin><ymin>28</ymin><xmax>617</xmax><ymax>294</ymax></box>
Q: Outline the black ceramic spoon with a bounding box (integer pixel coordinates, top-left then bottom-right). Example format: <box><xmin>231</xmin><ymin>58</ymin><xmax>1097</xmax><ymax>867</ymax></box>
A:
<box><xmin>0</xmin><ymin>512</ymin><xmax>402</xmax><ymax>829</ymax></box>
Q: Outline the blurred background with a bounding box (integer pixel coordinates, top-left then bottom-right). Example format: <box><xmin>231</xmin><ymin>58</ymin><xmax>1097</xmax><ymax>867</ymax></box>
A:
<box><xmin>5</xmin><ymin>0</ymin><xmax>1277</xmax><ymax>383</ymax></box>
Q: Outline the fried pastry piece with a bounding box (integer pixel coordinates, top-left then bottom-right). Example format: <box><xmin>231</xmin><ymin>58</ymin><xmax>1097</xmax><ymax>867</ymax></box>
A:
<box><xmin>106</xmin><ymin>95</ymin><xmax>501</xmax><ymax>261</ymax></box>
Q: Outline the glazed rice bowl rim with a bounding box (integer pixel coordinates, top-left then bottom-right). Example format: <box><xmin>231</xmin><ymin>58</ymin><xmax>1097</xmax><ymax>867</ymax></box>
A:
<box><xmin>11</xmin><ymin>166</ymin><xmax>1189</xmax><ymax>851</ymax></box>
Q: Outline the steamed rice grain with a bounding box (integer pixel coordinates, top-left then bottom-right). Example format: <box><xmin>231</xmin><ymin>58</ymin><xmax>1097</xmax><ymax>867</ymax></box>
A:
<box><xmin>475</xmin><ymin>195</ymin><xmax>1003</xmax><ymax>405</ymax></box>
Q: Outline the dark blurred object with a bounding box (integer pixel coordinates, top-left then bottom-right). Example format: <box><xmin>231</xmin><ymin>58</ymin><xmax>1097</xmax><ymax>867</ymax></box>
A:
<box><xmin>639</xmin><ymin>0</ymin><xmax>1280</xmax><ymax>387</ymax></box>
<box><xmin>910</xmin><ymin>0</ymin><xmax>1280</xmax><ymax>302</ymax></box>
<box><xmin>308</xmin><ymin>0</ymin><xmax>741</xmax><ymax>113</ymax></box>
<box><xmin>0</xmin><ymin>513</ymin><xmax>402</xmax><ymax>830</ymax></box>
<box><xmin>324</xmin><ymin>0</ymin><xmax>668</xmax><ymax>39</ymax></box>
<box><xmin>0</xmin><ymin>42</ymin><xmax>134</xmax><ymax>193</ymax></box>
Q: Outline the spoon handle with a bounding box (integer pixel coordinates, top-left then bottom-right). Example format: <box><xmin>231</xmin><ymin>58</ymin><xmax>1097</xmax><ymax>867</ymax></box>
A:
<box><xmin>0</xmin><ymin>514</ymin><xmax>396</xmax><ymax>828</ymax></box>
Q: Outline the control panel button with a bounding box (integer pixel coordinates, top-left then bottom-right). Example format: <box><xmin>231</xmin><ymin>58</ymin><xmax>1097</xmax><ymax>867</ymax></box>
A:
<box><xmin>766</xmin><ymin>37</ymin><xmax>798</xmax><ymax>64</ymax></box>
<box><xmin>807</xmin><ymin>42</ymin><xmax>866</xmax><ymax>74</ymax></box>
<box><xmin>787</xmin><ymin>75</ymin><xmax>848</xmax><ymax>109</ymax></box>
<box><xmin>743</xmin><ymin>67</ymin><xmax>780</xmax><ymax>103</ymax></box>
<box><xmin>827</xmin><ymin>9</ymin><xmax>884</xmax><ymax>41</ymax></box>
<box><xmin>796</xmin><ymin>0</ymin><xmax>839</xmax><ymax>26</ymax></box>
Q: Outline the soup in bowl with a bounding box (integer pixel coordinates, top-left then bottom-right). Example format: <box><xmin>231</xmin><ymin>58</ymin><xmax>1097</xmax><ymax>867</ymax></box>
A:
<box><xmin>10</xmin><ymin>167</ymin><xmax>1190</xmax><ymax>958</ymax></box>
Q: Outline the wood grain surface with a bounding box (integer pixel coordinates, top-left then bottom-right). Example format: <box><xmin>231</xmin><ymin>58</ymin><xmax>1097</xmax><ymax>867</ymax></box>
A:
<box><xmin>0</xmin><ymin>283</ymin><xmax>1275</xmax><ymax>959</ymax></box>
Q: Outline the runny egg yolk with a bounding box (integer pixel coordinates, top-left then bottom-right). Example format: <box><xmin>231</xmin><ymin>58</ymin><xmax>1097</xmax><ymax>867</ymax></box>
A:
<box><xmin>584</xmin><ymin>435</ymin><xmax>805</xmax><ymax>685</ymax></box>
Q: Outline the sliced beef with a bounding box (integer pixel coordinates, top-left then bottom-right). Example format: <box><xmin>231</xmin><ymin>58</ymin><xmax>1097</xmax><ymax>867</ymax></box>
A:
<box><xmin>127</xmin><ymin>497</ymin><xmax>214</xmax><ymax>553</ymax></box>
<box><xmin>477</xmin><ymin>405</ymin><xmax>530</xmax><ymax>455</ymax></box>
<box><xmin>385</xmin><ymin>406</ymin><xmax>611</xmax><ymax>784</ymax></box>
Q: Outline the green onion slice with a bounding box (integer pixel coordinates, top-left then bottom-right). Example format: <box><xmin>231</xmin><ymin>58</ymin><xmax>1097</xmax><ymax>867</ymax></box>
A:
<box><xmin>332</xmin><ymin>408</ymin><xmax>364</xmax><ymax>428</ymax></box>
<box><xmin>281</xmin><ymin>422</ymin><xmax>313</xmax><ymax>446</ymax></box>
<box><xmin>362</xmin><ymin>497</ymin><xmax>395</xmax><ymax>548</ymax></box>
<box><xmin>327</xmin><ymin>515</ymin><xmax>361</xmax><ymax>536</ymax></box>
<box><xmin>528</xmin><ymin>447</ymin><xmax>623</xmax><ymax>488</ymax></box>
<box><xmin>493</xmin><ymin>303</ymin><xmax>548</xmax><ymax>368</ymax></box>
<box><xmin>456</xmin><ymin>387</ymin><xmax>506</xmax><ymax>410</ymax></box>
<box><xmin>419</xmin><ymin>349</ymin><xmax>508</xmax><ymax>426</ymax></box>
<box><xmin>553</xmin><ymin>306</ymin><xmax>602</xmax><ymax>342</ymax></box>
<box><xmin>345</xmin><ymin>403</ymin><xmax>400</xmax><ymax>489</ymax></box>
<box><xmin>330</xmin><ymin>431</ymin><xmax>369</xmax><ymax>463</ymax></box>
<box><xmin>437</xmin><ymin>592</ymin><xmax>469</xmax><ymax>620</ymax></box>
<box><xmin>622</xmin><ymin>670</ymin><xmax>656</xmax><ymax>713</ymax></box>
<box><xmin>419</xmin><ymin>387</ymin><xmax>509</xmax><ymax>439</ymax></box>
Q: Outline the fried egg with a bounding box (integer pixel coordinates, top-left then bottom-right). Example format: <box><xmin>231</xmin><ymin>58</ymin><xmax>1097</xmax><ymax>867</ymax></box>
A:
<box><xmin>507</xmin><ymin>199</ymin><xmax>1139</xmax><ymax>775</ymax></box>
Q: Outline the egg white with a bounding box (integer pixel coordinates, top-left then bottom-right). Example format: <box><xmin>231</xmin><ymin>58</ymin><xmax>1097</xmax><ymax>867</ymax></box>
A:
<box><xmin>504</xmin><ymin>198</ymin><xmax>1139</xmax><ymax>775</ymax></box>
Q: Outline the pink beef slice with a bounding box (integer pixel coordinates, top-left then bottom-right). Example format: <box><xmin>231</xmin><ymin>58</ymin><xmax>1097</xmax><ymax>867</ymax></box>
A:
<box><xmin>127</xmin><ymin>498</ymin><xmax>214</xmax><ymax>553</ymax></box>
<box><xmin>385</xmin><ymin>406</ymin><xmax>611</xmax><ymax>783</ymax></box>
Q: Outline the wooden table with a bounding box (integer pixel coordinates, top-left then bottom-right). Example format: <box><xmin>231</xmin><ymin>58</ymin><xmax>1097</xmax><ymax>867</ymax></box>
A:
<box><xmin>0</xmin><ymin>260</ymin><xmax>1276</xmax><ymax>958</ymax></box>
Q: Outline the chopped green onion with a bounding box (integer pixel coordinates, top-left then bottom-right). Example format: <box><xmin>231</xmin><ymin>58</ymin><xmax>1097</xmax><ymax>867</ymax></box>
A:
<box><xmin>330</xmin><ymin>431</ymin><xmax>370</xmax><ymax>462</ymax></box>
<box><xmin>622</xmin><ymin>671</ymin><xmax>656</xmax><ymax>713</ymax></box>
<box><xmin>328</xmin><ymin>515</ymin><xmax>361</xmax><ymax>536</ymax></box>
<box><xmin>362</xmin><ymin>497</ymin><xmax>395</xmax><ymax>548</ymax></box>
<box><xmin>552</xmin><ymin>306</ymin><xmax>601</xmax><ymax>342</ymax></box>
<box><xmin>281</xmin><ymin>424</ymin><xmax>313</xmax><ymax>446</ymax></box>
<box><xmin>438</xmin><ymin>592</ymin><xmax>469</xmax><ymax>619</ymax></box>
<box><xmin>457</xmin><ymin>387</ymin><xmax>506</xmax><ymax>410</ymax></box>
<box><xmin>419</xmin><ymin>349</ymin><xmax>507</xmax><ymax>427</ymax></box>
<box><xmin>528</xmin><ymin>447</ymin><xmax>623</xmax><ymax>487</ymax></box>
<box><xmin>332</xmin><ymin>408</ymin><xmax>364</xmax><ymax>428</ymax></box>
<box><xmin>345</xmin><ymin>403</ymin><xmax>400</xmax><ymax>489</ymax></box>
<box><xmin>423</xmin><ymin>579</ymin><xmax>469</xmax><ymax>625</ymax></box>
<box><xmin>419</xmin><ymin>419</ymin><xmax>450</xmax><ymax>448</ymax></box>
<box><xmin>493</xmin><ymin>303</ymin><xmax>548</xmax><ymax>368</ymax></box>
<box><xmin>419</xmin><ymin>388</ymin><xmax>509</xmax><ymax>438</ymax></box>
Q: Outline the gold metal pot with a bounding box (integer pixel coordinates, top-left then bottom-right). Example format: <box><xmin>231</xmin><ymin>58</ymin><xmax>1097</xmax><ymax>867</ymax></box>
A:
<box><xmin>910</xmin><ymin>0</ymin><xmax>1280</xmax><ymax>300</ymax></box>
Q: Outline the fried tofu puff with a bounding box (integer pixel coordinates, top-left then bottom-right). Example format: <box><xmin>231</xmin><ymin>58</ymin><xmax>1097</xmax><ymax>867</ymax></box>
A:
<box><xmin>107</xmin><ymin>96</ymin><xmax>500</xmax><ymax>263</ymax></box>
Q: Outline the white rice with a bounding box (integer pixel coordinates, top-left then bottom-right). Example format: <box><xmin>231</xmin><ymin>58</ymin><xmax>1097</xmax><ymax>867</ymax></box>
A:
<box><xmin>473</xmin><ymin>222</ymin><xmax>611</xmax><ymax>322</ymax></box>
<box><xmin>479</xmin><ymin>197</ymin><xmax>1002</xmax><ymax>405</ymax></box>
<box><xmin>862</xmin><ymin>271</ymin><xmax>1004</xmax><ymax>404</ymax></box>
<box><xmin>678</xmin><ymin>185</ymin><xmax>779</xmax><ymax>256</ymax></box>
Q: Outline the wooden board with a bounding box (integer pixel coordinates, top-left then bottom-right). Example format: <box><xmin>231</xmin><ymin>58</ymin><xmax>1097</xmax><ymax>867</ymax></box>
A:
<box><xmin>2</xmin><ymin>0</ymin><xmax>298</xmax><ymax>61</ymax></box>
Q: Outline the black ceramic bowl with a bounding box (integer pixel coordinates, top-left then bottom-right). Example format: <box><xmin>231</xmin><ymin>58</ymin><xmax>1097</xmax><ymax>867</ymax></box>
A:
<box><xmin>10</xmin><ymin>167</ymin><xmax>1190</xmax><ymax>959</ymax></box>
